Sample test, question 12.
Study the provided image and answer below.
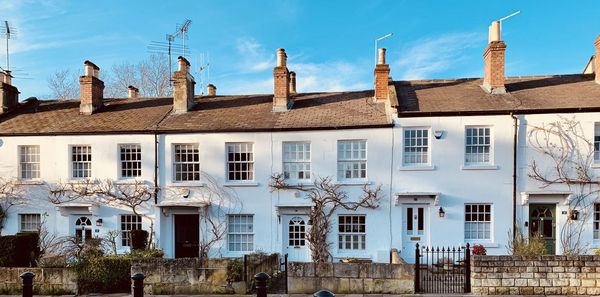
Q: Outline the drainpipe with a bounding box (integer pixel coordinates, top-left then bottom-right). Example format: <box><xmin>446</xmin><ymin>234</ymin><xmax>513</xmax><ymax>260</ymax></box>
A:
<box><xmin>511</xmin><ymin>113</ymin><xmax>518</xmax><ymax>239</ymax></box>
<box><xmin>154</xmin><ymin>132</ymin><xmax>159</xmax><ymax>204</ymax></box>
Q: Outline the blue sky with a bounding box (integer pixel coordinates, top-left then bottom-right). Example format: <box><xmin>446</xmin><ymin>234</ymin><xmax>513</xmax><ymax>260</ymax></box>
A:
<box><xmin>2</xmin><ymin>0</ymin><xmax>600</xmax><ymax>99</ymax></box>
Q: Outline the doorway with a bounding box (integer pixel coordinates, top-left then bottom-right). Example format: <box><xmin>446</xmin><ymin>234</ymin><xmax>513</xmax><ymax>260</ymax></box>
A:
<box><xmin>529</xmin><ymin>204</ymin><xmax>556</xmax><ymax>254</ymax></box>
<box><xmin>283</xmin><ymin>215</ymin><xmax>310</xmax><ymax>262</ymax></box>
<box><xmin>174</xmin><ymin>214</ymin><xmax>200</xmax><ymax>258</ymax></box>
<box><xmin>401</xmin><ymin>204</ymin><xmax>429</xmax><ymax>263</ymax></box>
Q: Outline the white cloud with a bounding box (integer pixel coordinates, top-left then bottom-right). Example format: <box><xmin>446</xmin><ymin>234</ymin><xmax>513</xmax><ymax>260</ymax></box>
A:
<box><xmin>394</xmin><ymin>32</ymin><xmax>485</xmax><ymax>80</ymax></box>
<box><xmin>234</xmin><ymin>37</ymin><xmax>275</xmax><ymax>73</ymax></box>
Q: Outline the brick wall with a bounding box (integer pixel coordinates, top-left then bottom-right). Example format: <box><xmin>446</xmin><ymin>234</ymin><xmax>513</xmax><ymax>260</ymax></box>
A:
<box><xmin>472</xmin><ymin>255</ymin><xmax>600</xmax><ymax>295</ymax></box>
<box><xmin>288</xmin><ymin>262</ymin><xmax>414</xmax><ymax>294</ymax></box>
<box><xmin>0</xmin><ymin>267</ymin><xmax>76</xmax><ymax>295</ymax></box>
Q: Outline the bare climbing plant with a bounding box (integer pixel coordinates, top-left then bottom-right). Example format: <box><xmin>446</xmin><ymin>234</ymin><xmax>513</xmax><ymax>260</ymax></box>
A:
<box><xmin>0</xmin><ymin>178</ymin><xmax>26</xmax><ymax>232</ymax></box>
<box><xmin>269</xmin><ymin>174</ymin><xmax>382</xmax><ymax>262</ymax></box>
<box><xmin>528</xmin><ymin>116</ymin><xmax>600</xmax><ymax>255</ymax></box>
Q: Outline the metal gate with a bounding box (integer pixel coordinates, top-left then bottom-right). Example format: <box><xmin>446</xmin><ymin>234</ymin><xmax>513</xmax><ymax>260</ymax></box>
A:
<box><xmin>244</xmin><ymin>253</ymin><xmax>288</xmax><ymax>294</ymax></box>
<box><xmin>414</xmin><ymin>243</ymin><xmax>471</xmax><ymax>294</ymax></box>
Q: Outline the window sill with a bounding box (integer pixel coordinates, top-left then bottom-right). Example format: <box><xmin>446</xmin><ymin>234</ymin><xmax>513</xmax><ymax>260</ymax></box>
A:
<box><xmin>67</xmin><ymin>179</ymin><xmax>96</xmax><ymax>184</ymax></box>
<box><xmin>592</xmin><ymin>163</ymin><xmax>600</xmax><ymax>169</ymax></box>
<box><xmin>335</xmin><ymin>180</ymin><xmax>372</xmax><ymax>186</ymax></box>
<box><xmin>398</xmin><ymin>165</ymin><xmax>436</xmax><ymax>171</ymax></box>
<box><xmin>115</xmin><ymin>179</ymin><xmax>147</xmax><ymax>185</ymax></box>
<box><xmin>168</xmin><ymin>182</ymin><xmax>206</xmax><ymax>187</ymax></box>
<box><xmin>223</xmin><ymin>182</ymin><xmax>259</xmax><ymax>187</ymax></box>
<box><xmin>283</xmin><ymin>180</ymin><xmax>313</xmax><ymax>187</ymax></box>
<box><xmin>460</xmin><ymin>165</ymin><xmax>499</xmax><ymax>170</ymax></box>
<box><xmin>16</xmin><ymin>180</ymin><xmax>44</xmax><ymax>185</ymax></box>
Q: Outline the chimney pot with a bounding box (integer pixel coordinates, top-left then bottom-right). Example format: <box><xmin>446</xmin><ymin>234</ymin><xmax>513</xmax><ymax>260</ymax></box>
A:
<box><xmin>289</xmin><ymin>72</ymin><xmax>297</xmax><ymax>95</ymax></box>
<box><xmin>80</xmin><ymin>60</ymin><xmax>104</xmax><ymax>114</ymax></box>
<box><xmin>173</xmin><ymin>57</ymin><xmax>195</xmax><ymax>113</ymax></box>
<box><xmin>273</xmin><ymin>48</ymin><xmax>292</xmax><ymax>111</ymax></box>
<box><xmin>488</xmin><ymin>21</ymin><xmax>501</xmax><ymax>43</ymax></box>
<box><xmin>277</xmin><ymin>48</ymin><xmax>287</xmax><ymax>67</ymax></box>
<box><xmin>207</xmin><ymin>84</ymin><xmax>217</xmax><ymax>96</ymax></box>
<box><xmin>0</xmin><ymin>71</ymin><xmax>19</xmax><ymax>113</ymax></box>
<box><xmin>374</xmin><ymin>48</ymin><xmax>391</xmax><ymax>101</ymax></box>
<box><xmin>595</xmin><ymin>35</ymin><xmax>600</xmax><ymax>84</ymax></box>
<box><xmin>128</xmin><ymin>85</ymin><xmax>139</xmax><ymax>98</ymax></box>
<box><xmin>178</xmin><ymin>56</ymin><xmax>190</xmax><ymax>72</ymax></box>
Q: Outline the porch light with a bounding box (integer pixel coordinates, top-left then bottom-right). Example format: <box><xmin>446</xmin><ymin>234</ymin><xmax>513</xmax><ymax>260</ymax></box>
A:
<box><xmin>95</xmin><ymin>218</ymin><xmax>103</xmax><ymax>227</ymax></box>
<box><xmin>438</xmin><ymin>207</ymin><xmax>445</xmax><ymax>218</ymax></box>
<box><xmin>569</xmin><ymin>210</ymin><xmax>579</xmax><ymax>220</ymax></box>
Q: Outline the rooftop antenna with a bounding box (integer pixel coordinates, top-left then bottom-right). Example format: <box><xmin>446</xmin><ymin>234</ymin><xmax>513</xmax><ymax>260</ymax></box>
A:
<box><xmin>173</xmin><ymin>19</ymin><xmax>192</xmax><ymax>58</ymax></box>
<box><xmin>489</xmin><ymin>10</ymin><xmax>521</xmax><ymax>42</ymax></box>
<box><xmin>1</xmin><ymin>21</ymin><xmax>17</xmax><ymax>72</ymax></box>
<box><xmin>196</xmin><ymin>52</ymin><xmax>210</xmax><ymax>94</ymax></box>
<box><xmin>374</xmin><ymin>33</ymin><xmax>393</xmax><ymax>67</ymax></box>
<box><xmin>147</xmin><ymin>34</ymin><xmax>191</xmax><ymax>85</ymax></box>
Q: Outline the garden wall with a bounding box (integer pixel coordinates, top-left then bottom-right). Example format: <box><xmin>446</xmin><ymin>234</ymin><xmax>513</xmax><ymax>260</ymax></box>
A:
<box><xmin>0</xmin><ymin>267</ymin><xmax>76</xmax><ymax>295</ymax></box>
<box><xmin>131</xmin><ymin>258</ymin><xmax>246</xmax><ymax>295</ymax></box>
<box><xmin>287</xmin><ymin>262</ymin><xmax>414</xmax><ymax>294</ymax></box>
<box><xmin>472</xmin><ymin>255</ymin><xmax>600</xmax><ymax>295</ymax></box>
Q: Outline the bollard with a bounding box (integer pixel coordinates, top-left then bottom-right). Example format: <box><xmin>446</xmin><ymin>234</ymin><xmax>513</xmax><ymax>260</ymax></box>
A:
<box><xmin>131</xmin><ymin>272</ymin><xmax>145</xmax><ymax>297</ymax></box>
<box><xmin>254</xmin><ymin>272</ymin><xmax>270</xmax><ymax>297</ymax></box>
<box><xmin>20</xmin><ymin>272</ymin><xmax>35</xmax><ymax>297</ymax></box>
<box><xmin>314</xmin><ymin>289</ymin><xmax>335</xmax><ymax>297</ymax></box>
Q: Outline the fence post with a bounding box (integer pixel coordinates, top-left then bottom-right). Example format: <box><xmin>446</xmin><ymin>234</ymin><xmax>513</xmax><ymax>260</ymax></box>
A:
<box><xmin>255</xmin><ymin>272</ymin><xmax>270</xmax><ymax>297</ymax></box>
<box><xmin>314</xmin><ymin>289</ymin><xmax>335</xmax><ymax>297</ymax></box>
<box><xmin>414</xmin><ymin>243</ymin><xmax>420</xmax><ymax>293</ymax></box>
<box><xmin>244</xmin><ymin>254</ymin><xmax>248</xmax><ymax>283</ymax></box>
<box><xmin>131</xmin><ymin>272</ymin><xmax>145</xmax><ymax>297</ymax></box>
<box><xmin>20</xmin><ymin>272</ymin><xmax>35</xmax><ymax>297</ymax></box>
<box><xmin>465</xmin><ymin>243</ymin><xmax>471</xmax><ymax>293</ymax></box>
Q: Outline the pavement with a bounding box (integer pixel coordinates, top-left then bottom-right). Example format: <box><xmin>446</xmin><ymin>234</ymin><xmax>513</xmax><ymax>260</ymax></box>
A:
<box><xmin>4</xmin><ymin>294</ymin><xmax>600</xmax><ymax>297</ymax></box>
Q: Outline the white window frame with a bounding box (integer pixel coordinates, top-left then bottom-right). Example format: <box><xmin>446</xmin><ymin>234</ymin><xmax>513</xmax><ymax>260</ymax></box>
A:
<box><xmin>227</xmin><ymin>214</ymin><xmax>254</xmax><ymax>252</ymax></box>
<box><xmin>402</xmin><ymin>127</ymin><xmax>431</xmax><ymax>166</ymax></box>
<box><xmin>172</xmin><ymin>143</ymin><xmax>200</xmax><ymax>182</ymax></box>
<box><xmin>337</xmin><ymin>140</ymin><xmax>367</xmax><ymax>181</ymax></box>
<box><xmin>594</xmin><ymin>204</ymin><xmax>600</xmax><ymax>240</ymax></box>
<box><xmin>464</xmin><ymin>126</ymin><xmax>493</xmax><ymax>166</ymax></box>
<box><xmin>226</xmin><ymin>143</ymin><xmax>254</xmax><ymax>182</ymax></box>
<box><xmin>594</xmin><ymin>124</ymin><xmax>600</xmax><ymax>164</ymax></box>
<box><xmin>120</xmin><ymin>214</ymin><xmax>142</xmax><ymax>247</ymax></box>
<box><xmin>71</xmin><ymin>145</ymin><xmax>92</xmax><ymax>179</ymax></box>
<box><xmin>19</xmin><ymin>213</ymin><xmax>41</xmax><ymax>232</ymax></box>
<box><xmin>338</xmin><ymin>214</ymin><xmax>366</xmax><ymax>250</ymax></box>
<box><xmin>464</xmin><ymin>203</ymin><xmax>492</xmax><ymax>241</ymax></box>
<box><xmin>18</xmin><ymin>145</ymin><xmax>40</xmax><ymax>180</ymax></box>
<box><xmin>119</xmin><ymin>144</ymin><xmax>142</xmax><ymax>179</ymax></box>
<box><xmin>283</xmin><ymin>142</ymin><xmax>311</xmax><ymax>180</ymax></box>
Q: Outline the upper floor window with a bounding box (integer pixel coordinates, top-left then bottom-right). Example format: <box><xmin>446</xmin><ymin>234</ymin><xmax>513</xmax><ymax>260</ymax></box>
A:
<box><xmin>173</xmin><ymin>144</ymin><xmax>200</xmax><ymax>182</ymax></box>
<box><xmin>594</xmin><ymin>124</ymin><xmax>600</xmax><ymax>163</ymax></box>
<box><xmin>120</xmin><ymin>214</ymin><xmax>142</xmax><ymax>247</ymax></box>
<box><xmin>338</xmin><ymin>214</ymin><xmax>366</xmax><ymax>250</ymax></box>
<box><xmin>337</xmin><ymin>140</ymin><xmax>367</xmax><ymax>180</ymax></box>
<box><xmin>403</xmin><ymin>128</ymin><xmax>429</xmax><ymax>165</ymax></box>
<box><xmin>71</xmin><ymin>145</ymin><xmax>92</xmax><ymax>178</ymax></box>
<box><xmin>283</xmin><ymin>142</ymin><xmax>311</xmax><ymax>180</ymax></box>
<box><xmin>228</xmin><ymin>214</ymin><xmax>254</xmax><ymax>252</ymax></box>
<box><xmin>227</xmin><ymin>143</ymin><xmax>254</xmax><ymax>181</ymax></box>
<box><xmin>464</xmin><ymin>204</ymin><xmax>492</xmax><ymax>240</ymax></box>
<box><xmin>465</xmin><ymin>127</ymin><xmax>491</xmax><ymax>165</ymax></box>
<box><xmin>120</xmin><ymin>144</ymin><xmax>141</xmax><ymax>178</ymax></box>
<box><xmin>19</xmin><ymin>213</ymin><xmax>41</xmax><ymax>232</ymax></box>
<box><xmin>19</xmin><ymin>145</ymin><xmax>40</xmax><ymax>179</ymax></box>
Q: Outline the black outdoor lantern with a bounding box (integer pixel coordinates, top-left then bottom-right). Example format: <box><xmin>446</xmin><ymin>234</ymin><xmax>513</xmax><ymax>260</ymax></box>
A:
<box><xmin>438</xmin><ymin>207</ymin><xmax>446</xmax><ymax>218</ymax></box>
<box><xmin>569</xmin><ymin>209</ymin><xmax>579</xmax><ymax>220</ymax></box>
<box><xmin>95</xmin><ymin>218</ymin><xmax>103</xmax><ymax>226</ymax></box>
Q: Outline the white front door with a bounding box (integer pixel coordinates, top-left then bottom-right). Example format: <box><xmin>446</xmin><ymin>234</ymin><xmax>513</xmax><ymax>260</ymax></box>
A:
<box><xmin>401</xmin><ymin>204</ymin><xmax>429</xmax><ymax>263</ymax></box>
<box><xmin>283</xmin><ymin>215</ymin><xmax>310</xmax><ymax>262</ymax></box>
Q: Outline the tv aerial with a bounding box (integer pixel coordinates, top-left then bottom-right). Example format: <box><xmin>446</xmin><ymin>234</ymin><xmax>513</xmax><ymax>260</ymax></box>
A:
<box><xmin>1</xmin><ymin>21</ymin><xmax>17</xmax><ymax>72</ymax></box>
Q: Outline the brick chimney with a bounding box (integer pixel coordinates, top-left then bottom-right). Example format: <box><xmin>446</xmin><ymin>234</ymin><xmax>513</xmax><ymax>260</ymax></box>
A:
<box><xmin>595</xmin><ymin>35</ymin><xmax>600</xmax><ymax>84</ymax></box>
<box><xmin>273</xmin><ymin>48</ymin><xmax>292</xmax><ymax>112</ymax></box>
<box><xmin>127</xmin><ymin>86</ymin><xmax>139</xmax><ymax>98</ymax></box>
<box><xmin>289</xmin><ymin>71</ymin><xmax>297</xmax><ymax>95</ymax></box>
<box><xmin>482</xmin><ymin>21</ymin><xmax>507</xmax><ymax>94</ymax></box>
<box><xmin>0</xmin><ymin>71</ymin><xmax>19</xmax><ymax>113</ymax></box>
<box><xmin>172</xmin><ymin>56</ymin><xmax>196</xmax><ymax>113</ymax></box>
<box><xmin>207</xmin><ymin>84</ymin><xmax>216</xmax><ymax>96</ymax></box>
<box><xmin>374</xmin><ymin>48</ymin><xmax>390</xmax><ymax>101</ymax></box>
<box><xmin>79</xmin><ymin>60</ymin><xmax>104</xmax><ymax>115</ymax></box>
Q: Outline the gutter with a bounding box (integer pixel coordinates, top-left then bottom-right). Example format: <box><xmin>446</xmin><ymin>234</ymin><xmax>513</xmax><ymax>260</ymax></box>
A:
<box><xmin>396</xmin><ymin>106</ymin><xmax>600</xmax><ymax>118</ymax></box>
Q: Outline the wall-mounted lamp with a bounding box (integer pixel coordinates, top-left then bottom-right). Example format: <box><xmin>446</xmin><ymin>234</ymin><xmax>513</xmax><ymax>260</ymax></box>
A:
<box><xmin>438</xmin><ymin>207</ymin><xmax>445</xmax><ymax>218</ymax></box>
<box><xmin>434</xmin><ymin>130</ymin><xmax>444</xmax><ymax>139</ymax></box>
<box><xmin>95</xmin><ymin>218</ymin><xmax>103</xmax><ymax>227</ymax></box>
<box><xmin>569</xmin><ymin>210</ymin><xmax>579</xmax><ymax>220</ymax></box>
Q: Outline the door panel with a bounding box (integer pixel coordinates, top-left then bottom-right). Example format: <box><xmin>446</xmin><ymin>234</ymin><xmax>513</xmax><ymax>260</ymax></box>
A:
<box><xmin>529</xmin><ymin>204</ymin><xmax>556</xmax><ymax>255</ymax></box>
<box><xmin>402</xmin><ymin>205</ymin><xmax>429</xmax><ymax>263</ymax></box>
<box><xmin>175</xmin><ymin>214</ymin><xmax>200</xmax><ymax>258</ymax></box>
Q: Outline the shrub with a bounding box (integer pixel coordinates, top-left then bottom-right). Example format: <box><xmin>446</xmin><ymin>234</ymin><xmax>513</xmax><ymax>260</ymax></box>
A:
<box><xmin>472</xmin><ymin>244</ymin><xmax>487</xmax><ymax>255</ymax></box>
<box><xmin>127</xmin><ymin>248</ymin><xmax>164</xmax><ymax>258</ymax></box>
<box><xmin>507</xmin><ymin>227</ymin><xmax>547</xmax><ymax>256</ymax></box>
<box><xmin>130</xmin><ymin>229</ymin><xmax>148</xmax><ymax>250</ymax></box>
<box><xmin>72</xmin><ymin>248</ymin><xmax>131</xmax><ymax>294</ymax></box>
<box><xmin>226</xmin><ymin>258</ymin><xmax>243</xmax><ymax>282</ymax></box>
<box><xmin>0</xmin><ymin>233</ymin><xmax>40</xmax><ymax>267</ymax></box>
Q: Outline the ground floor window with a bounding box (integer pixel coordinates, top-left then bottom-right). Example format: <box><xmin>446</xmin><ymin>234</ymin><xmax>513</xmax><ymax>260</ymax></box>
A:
<box><xmin>19</xmin><ymin>213</ymin><xmax>41</xmax><ymax>232</ymax></box>
<box><xmin>120</xmin><ymin>214</ymin><xmax>142</xmax><ymax>246</ymax></box>
<box><xmin>464</xmin><ymin>204</ymin><xmax>491</xmax><ymax>240</ymax></box>
<box><xmin>228</xmin><ymin>214</ymin><xmax>254</xmax><ymax>251</ymax></box>
<box><xmin>338</xmin><ymin>214</ymin><xmax>366</xmax><ymax>250</ymax></box>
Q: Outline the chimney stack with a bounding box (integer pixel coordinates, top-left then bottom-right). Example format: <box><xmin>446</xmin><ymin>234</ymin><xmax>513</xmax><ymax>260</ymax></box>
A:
<box><xmin>0</xmin><ymin>71</ymin><xmax>19</xmax><ymax>113</ymax></box>
<box><xmin>273</xmin><ymin>48</ymin><xmax>292</xmax><ymax>112</ymax></box>
<box><xmin>79</xmin><ymin>60</ymin><xmax>104</xmax><ymax>115</ymax></box>
<box><xmin>595</xmin><ymin>35</ymin><xmax>600</xmax><ymax>84</ymax></box>
<box><xmin>172</xmin><ymin>56</ymin><xmax>196</xmax><ymax>113</ymax></box>
<box><xmin>289</xmin><ymin>71</ymin><xmax>297</xmax><ymax>95</ymax></box>
<box><xmin>127</xmin><ymin>85</ymin><xmax>139</xmax><ymax>98</ymax></box>
<box><xmin>207</xmin><ymin>84</ymin><xmax>216</xmax><ymax>96</ymax></box>
<box><xmin>374</xmin><ymin>48</ymin><xmax>390</xmax><ymax>101</ymax></box>
<box><xmin>482</xmin><ymin>21</ymin><xmax>507</xmax><ymax>94</ymax></box>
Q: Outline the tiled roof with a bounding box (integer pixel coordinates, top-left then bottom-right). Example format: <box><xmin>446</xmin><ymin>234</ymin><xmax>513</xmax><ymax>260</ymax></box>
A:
<box><xmin>0</xmin><ymin>91</ymin><xmax>391</xmax><ymax>135</ymax></box>
<box><xmin>393</xmin><ymin>74</ymin><xmax>600</xmax><ymax>115</ymax></box>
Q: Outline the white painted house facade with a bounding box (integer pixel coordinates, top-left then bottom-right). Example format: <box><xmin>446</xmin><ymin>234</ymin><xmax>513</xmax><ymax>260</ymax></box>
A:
<box><xmin>1</xmin><ymin>28</ymin><xmax>600</xmax><ymax>263</ymax></box>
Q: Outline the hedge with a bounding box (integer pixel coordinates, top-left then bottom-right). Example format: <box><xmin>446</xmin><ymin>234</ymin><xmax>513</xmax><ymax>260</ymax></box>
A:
<box><xmin>74</xmin><ymin>255</ymin><xmax>131</xmax><ymax>294</ymax></box>
<box><xmin>0</xmin><ymin>232</ymin><xmax>40</xmax><ymax>267</ymax></box>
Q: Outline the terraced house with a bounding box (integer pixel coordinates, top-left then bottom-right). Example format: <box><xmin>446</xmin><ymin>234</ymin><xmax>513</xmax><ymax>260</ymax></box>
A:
<box><xmin>1</xmin><ymin>23</ymin><xmax>600</xmax><ymax>262</ymax></box>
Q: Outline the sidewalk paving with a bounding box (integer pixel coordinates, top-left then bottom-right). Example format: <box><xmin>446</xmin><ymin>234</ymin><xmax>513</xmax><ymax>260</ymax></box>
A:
<box><xmin>4</xmin><ymin>294</ymin><xmax>600</xmax><ymax>297</ymax></box>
